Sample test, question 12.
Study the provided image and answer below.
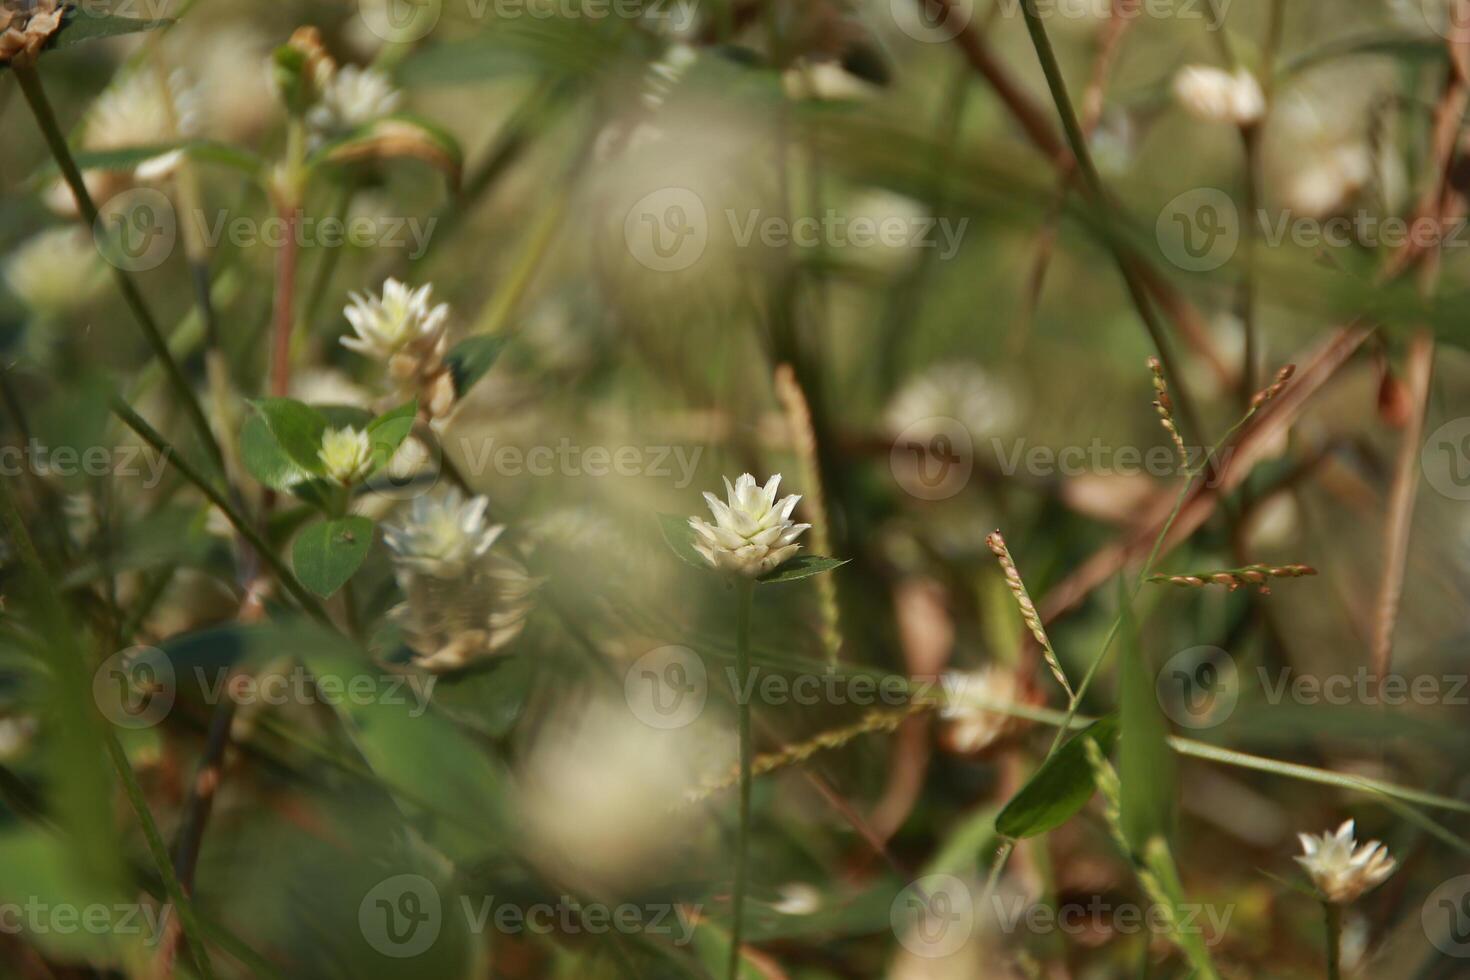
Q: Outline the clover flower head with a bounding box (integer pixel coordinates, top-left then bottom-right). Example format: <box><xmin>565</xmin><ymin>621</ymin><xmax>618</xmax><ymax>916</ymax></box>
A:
<box><xmin>1296</xmin><ymin>820</ymin><xmax>1395</xmax><ymax>904</ymax></box>
<box><xmin>1173</xmin><ymin>65</ymin><xmax>1265</xmax><ymax>126</ymax></box>
<box><xmin>307</xmin><ymin>64</ymin><xmax>402</xmax><ymax>133</ymax></box>
<box><xmin>384</xmin><ymin>490</ymin><xmax>539</xmax><ymax>672</ymax></box>
<box><xmin>689</xmin><ymin>473</ymin><xmax>809</xmax><ymax>578</ymax></box>
<box><xmin>341</xmin><ymin>278</ymin><xmax>450</xmax><ymax>364</ymax></box>
<box><xmin>383</xmin><ymin>488</ymin><xmax>503</xmax><ymax>579</ymax></box>
<box><xmin>3</xmin><ymin>227</ymin><xmax>105</xmax><ymax>317</ymax></box>
<box><xmin>0</xmin><ymin>0</ymin><xmax>66</xmax><ymax>67</ymax></box>
<box><xmin>318</xmin><ymin>426</ymin><xmax>373</xmax><ymax>485</ymax></box>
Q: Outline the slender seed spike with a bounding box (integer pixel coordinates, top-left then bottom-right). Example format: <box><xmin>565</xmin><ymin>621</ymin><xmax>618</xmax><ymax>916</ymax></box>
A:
<box><xmin>987</xmin><ymin>531</ymin><xmax>1074</xmax><ymax>701</ymax></box>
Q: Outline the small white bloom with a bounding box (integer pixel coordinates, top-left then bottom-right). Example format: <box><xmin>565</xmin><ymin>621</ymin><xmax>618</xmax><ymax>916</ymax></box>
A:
<box><xmin>772</xmin><ymin>883</ymin><xmax>823</xmax><ymax>916</ymax></box>
<box><xmin>341</xmin><ymin>278</ymin><xmax>451</xmax><ymax>364</ymax></box>
<box><xmin>783</xmin><ymin>60</ymin><xmax>878</xmax><ymax>102</ymax></box>
<box><xmin>1296</xmin><ymin>820</ymin><xmax>1395</xmax><ymax>904</ymax></box>
<box><xmin>87</xmin><ymin>68</ymin><xmax>202</xmax><ymax>176</ymax></box>
<box><xmin>689</xmin><ymin>473</ymin><xmax>809</xmax><ymax>577</ymax></box>
<box><xmin>383</xmin><ymin>488</ymin><xmax>504</xmax><ymax>579</ymax></box>
<box><xmin>384</xmin><ymin>489</ymin><xmax>539</xmax><ymax>671</ymax></box>
<box><xmin>0</xmin><ymin>715</ymin><xmax>38</xmax><ymax>762</ymax></box>
<box><xmin>885</xmin><ymin>362</ymin><xmax>1020</xmax><ymax>443</ymax></box>
<box><xmin>318</xmin><ymin>426</ymin><xmax>373</xmax><ymax>485</ymax></box>
<box><xmin>3</xmin><ymin>228</ymin><xmax>106</xmax><ymax>317</ymax></box>
<box><xmin>307</xmin><ymin>64</ymin><xmax>402</xmax><ymax>133</ymax></box>
<box><xmin>938</xmin><ymin>666</ymin><xmax>1028</xmax><ymax>754</ymax></box>
<box><xmin>1173</xmin><ymin>65</ymin><xmax>1265</xmax><ymax>126</ymax></box>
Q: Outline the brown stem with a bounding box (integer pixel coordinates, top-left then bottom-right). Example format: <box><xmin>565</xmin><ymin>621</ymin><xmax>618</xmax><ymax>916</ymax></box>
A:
<box><xmin>270</xmin><ymin>207</ymin><xmax>302</xmax><ymax>397</ymax></box>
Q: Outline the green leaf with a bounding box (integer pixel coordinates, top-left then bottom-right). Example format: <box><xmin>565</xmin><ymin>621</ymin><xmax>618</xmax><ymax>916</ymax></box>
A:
<box><xmin>292</xmin><ymin>517</ymin><xmax>374</xmax><ymax>598</ymax></box>
<box><xmin>310</xmin><ymin>115</ymin><xmax>463</xmax><ymax>188</ymax></box>
<box><xmin>251</xmin><ymin>398</ymin><xmax>328</xmax><ymax>476</ymax></box>
<box><xmin>241</xmin><ymin>414</ymin><xmax>308</xmax><ymax>492</ymax></box>
<box><xmin>365</xmin><ymin>401</ymin><xmax>417</xmax><ymax>470</ymax></box>
<box><xmin>445</xmin><ymin>335</ymin><xmax>507</xmax><ymax>398</ymax></box>
<box><xmin>995</xmin><ymin>716</ymin><xmax>1119</xmax><ymax>839</ymax></box>
<box><xmin>52</xmin><ymin>11</ymin><xmax>170</xmax><ymax>49</ymax></box>
<box><xmin>658</xmin><ymin>512</ymin><xmax>709</xmax><ymax>570</ymax></box>
<box><xmin>758</xmin><ymin>555</ymin><xmax>848</xmax><ymax>584</ymax></box>
<box><xmin>1118</xmin><ymin>579</ymin><xmax>1176</xmax><ymax>853</ymax></box>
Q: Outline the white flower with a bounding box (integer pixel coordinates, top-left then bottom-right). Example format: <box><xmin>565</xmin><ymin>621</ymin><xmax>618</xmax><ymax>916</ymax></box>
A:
<box><xmin>307</xmin><ymin>64</ymin><xmax>402</xmax><ymax>133</ymax></box>
<box><xmin>87</xmin><ymin>68</ymin><xmax>201</xmax><ymax>180</ymax></box>
<box><xmin>383</xmin><ymin>488</ymin><xmax>503</xmax><ymax>579</ymax></box>
<box><xmin>938</xmin><ymin>667</ymin><xmax>1029</xmax><ymax>754</ymax></box>
<box><xmin>1173</xmin><ymin>65</ymin><xmax>1265</xmax><ymax>126</ymax></box>
<box><xmin>341</xmin><ymin>278</ymin><xmax>451</xmax><ymax>365</ymax></box>
<box><xmin>318</xmin><ymin>426</ymin><xmax>373</xmax><ymax>485</ymax></box>
<box><xmin>3</xmin><ymin>228</ymin><xmax>105</xmax><ymax>317</ymax></box>
<box><xmin>885</xmin><ymin>362</ymin><xmax>1020</xmax><ymax>443</ymax></box>
<box><xmin>1296</xmin><ymin>820</ymin><xmax>1395</xmax><ymax>903</ymax></box>
<box><xmin>384</xmin><ymin>490</ymin><xmax>539</xmax><ymax>672</ymax></box>
<box><xmin>689</xmin><ymin>473</ymin><xmax>809</xmax><ymax>577</ymax></box>
<box><xmin>783</xmin><ymin>61</ymin><xmax>878</xmax><ymax>102</ymax></box>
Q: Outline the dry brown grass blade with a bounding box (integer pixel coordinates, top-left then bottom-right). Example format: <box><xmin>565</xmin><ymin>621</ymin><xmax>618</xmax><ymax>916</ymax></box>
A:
<box><xmin>1370</xmin><ymin>330</ymin><xmax>1435</xmax><ymax>683</ymax></box>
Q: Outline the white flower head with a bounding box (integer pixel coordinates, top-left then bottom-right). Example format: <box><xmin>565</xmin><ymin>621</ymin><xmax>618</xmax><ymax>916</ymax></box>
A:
<box><xmin>87</xmin><ymin>68</ymin><xmax>202</xmax><ymax>181</ymax></box>
<box><xmin>689</xmin><ymin>473</ymin><xmax>809</xmax><ymax>578</ymax></box>
<box><xmin>938</xmin><ymin>666</ymin><xmax>1029</xmax><ymax>754</ymax></box>
<box><xmin>319</xmin><ymin>426</ymin><xmax>373</xmax><ymax>485</ymax></box>
<box><xmin>341</xmin><ymin>278</ymin><xmax>451</xmax><ymax>364</ymax></box>
<box><xmin>1296</xmin><ymin>820</ymin><xmax>1395</xmax><ymax>904</ymax></box>
<box><xmin>4</xmin><ymin>227</ymin><xmax>106</xmax><ymax>317</ymax></box>
<box><xmin>384</xmin><ymin>489</ymin><xmax>538</xmax><ymax>672</ymax></box>
<box><xmin>383</xmin><ymin>487</ymin><xmax>504</xmax><ymax>579</ymax></box>
<box><xmin>1173</xmin><ymin>65</ymin><xmax>1265</xmax><ymax>126</ymax></box>
<box><xmin>307</xmin><ymin>64</ymin><xmax>402</xmax><ymax>133</ymax></box>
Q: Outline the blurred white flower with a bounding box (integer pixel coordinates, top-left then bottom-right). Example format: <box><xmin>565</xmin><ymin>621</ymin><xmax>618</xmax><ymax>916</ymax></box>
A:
<box><xmin>689</xmin><ymin>473</ymin><xmax>809</xmax><ymax>577</ymax></box>
<box><xmin>0</xmin><ymin>715</ymin><xmax>38</xmax><ymax>762</ymax></box>
<box><xmin>1173</xmin><ymin>65</ymin><xmax>1265</xmax><ymax>126</ymax></box>
<box><xmin>642</xmin><ymin>43</ymin><xmax>698</xmax><ymax>110</ymax></box>
<box><xmin>3</xmin><ymin>228</ymin><xmax>106</xmax><ymax>317</ymax></box>
<box><xmin>307</xmin><ymin>64</ymin><xmax>402</xmax><ymax>134</ymax></box>
<box><xmin>384</xmin><ymin>489</ymin><xmax>538</xmax><ymax>672</ymax></box>
<box><xmin>772</xmin><ymin>883</ymin><xmax>823</xmax><ymax>916</ymax></box>
<box><xmin>938</xmin><ymin>666</ymin><xmax>1029</xmax><ymax>754</ymax></box>
<box><xmin>517</xmin><ymin>693</ymin><xmax>725</xmax><ymax>894</ymax></box>
<box><xmin>783</xmin><ymin>60</ymin><xmax>878</xmax><ymax>102</ymax></box>
<box><xmin>289</xmin><ymin>368</ymin><xmax>372</xmax><ymax>409</ymax></box>
<box><xmin>885</xmin><ymin>362</ymin><xmax>1020</xmax><ymax>443</ymax></box>
<box><xmin>1296</xmin><ymin>820</ymin><xmax>1395</xmax><ymax>903</ymax></box>
<box><xmin>87</xmin><ymin>68</ymin><xmax>202</xmax><ymax>180</ymax></box>
<box><xmin>318</xmin><ymin>426</ymin><xmax>373</xmax><ymax>485</ymax></box>
<box><xmin>1283</xmin><ymin>142</ymin><xmax>1373</xmax><ymax>217</ymax></box>
<box><xmin>383</xmin><ymin>487</ymin><xmax>503</xmax><ymax>579</ymax></box>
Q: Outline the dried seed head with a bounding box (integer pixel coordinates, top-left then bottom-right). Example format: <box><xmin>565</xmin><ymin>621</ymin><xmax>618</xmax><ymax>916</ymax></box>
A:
<box><xmin>1251</xmin><ymin>364</ymin><xmax>1296</xmax><ymax>410</ymax></box>
<box><xmin>0</xmin><ymin>0</ymin><xmax>67</xmax><ymax>67</ymax></box>
<box><xmin>1147</xmin><ymin>357</ymin><xmax>1189</xmax><ymax>468</ymax></box>
<box><xmin>987</xmin><ymin>530</ymin><xmax>1073</xmax><ymax>700</ymax></box>
<box><xmin>1148</xmin><ymin>563</ymin><xmax>1316</xmax><ymax>595</ymax></box>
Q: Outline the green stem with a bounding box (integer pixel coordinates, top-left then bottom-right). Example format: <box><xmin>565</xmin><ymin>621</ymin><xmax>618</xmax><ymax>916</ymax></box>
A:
<box><xmin>12</xmin><ymin>63</ymin><xmax>225</xmax><ymax>479</ymax></box>
<box><xmin>727</xmin><ymin>578</ymin><xmax>755</xmax><ymax>980</ymax></box>
<box><xmin>1015</xmin><ymin>0</ymin><xmax>1202</xmax><ymax>441</ymax></box>
<box><xmin>1323</xmin><ymin>901</ymin><xmax>1341</xmax><ymax>980</ymax></box>
<box><xmin>111</xmin><ymin>400</ymin><xmax>331</xmax><ymax>624</ymax></box>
